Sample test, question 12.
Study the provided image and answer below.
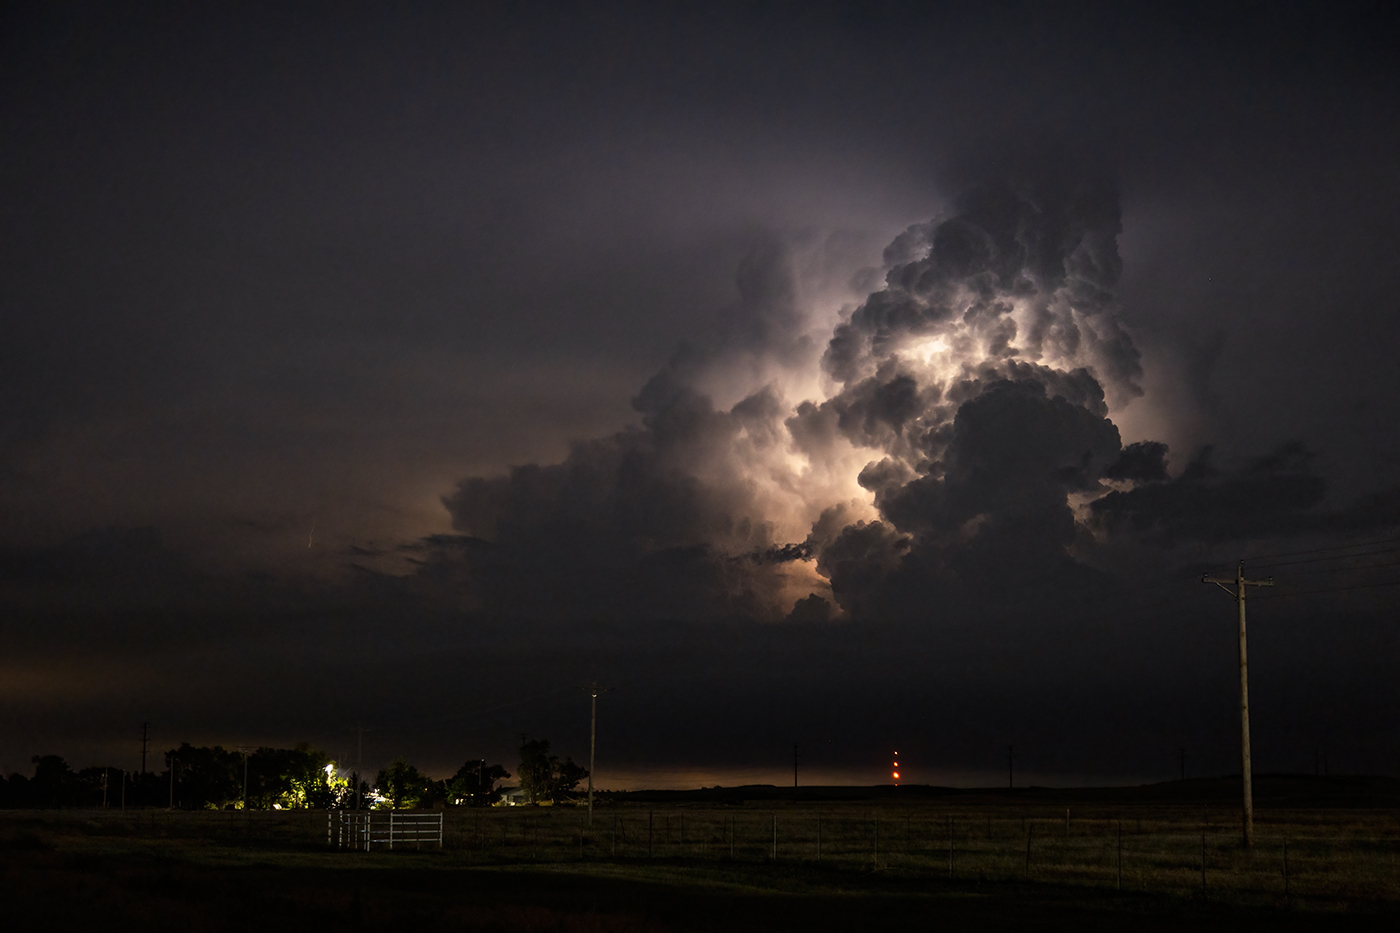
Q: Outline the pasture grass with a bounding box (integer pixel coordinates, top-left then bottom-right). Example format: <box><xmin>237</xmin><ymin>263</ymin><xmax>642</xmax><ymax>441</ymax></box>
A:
<box><xmin>3</xmin><ymin>800</ymin><xmax>1399</xmax><ymax>930</ymax></box>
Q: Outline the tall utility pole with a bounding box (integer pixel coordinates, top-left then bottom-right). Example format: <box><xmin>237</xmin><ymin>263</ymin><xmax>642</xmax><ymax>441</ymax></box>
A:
<box><xmin>1204</xmin><ymin>561</ymin><xmax>1273</xmax><ymax>848</ymax></box>
<box><xmin>1007</xmin><ymin>745</ymin><xmax>1014</xmax><ymax>791</ymax></box>
<box><xmin>355</xmin><ymin>725</ymin><xmax>363</xmax><ymax>811</ymax></box>
<box><xmin>793</xmin><ymin>744</ymin><xmax>800</xmax><ymax>789</ymax></box>
<box><xmin>141</xmin><ymin>722</ymin><xmax>149</xmax><ymax>775</ymax></box>
<box><xmin>237</xmin><ymin>746</ymin><xmax>254</xmax><ymax>810</ymax></box>
<box><xmin>580</xmin><ymin>683</ymin><xmax>610</xmax><ymax>826</ymax></box>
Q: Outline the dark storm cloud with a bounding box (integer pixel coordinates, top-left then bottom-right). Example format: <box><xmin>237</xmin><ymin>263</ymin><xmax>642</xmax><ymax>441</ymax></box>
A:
<box><xmin>4</xmin><ymin>2</ymin><xmax>1400</xmax><ymax>786</ymax></box>
<box><xmin>438</xmin><ymin>382</ymin><xmax>795</xmax><ymax>622</ymax></box>
<box><xmin>423</xmin><ymin>143</ymin><xmax>1400</xmax><ymax>654</ymax></box>
<box><xmin>824</xmin><ymin>171</ymin><xmax>1140</xmax><ymax>401</ymax></box>
<box><xmin>1091</xmin><ymin>442</ymin><xmax>1400</xmax><ymax>545</ymax></box>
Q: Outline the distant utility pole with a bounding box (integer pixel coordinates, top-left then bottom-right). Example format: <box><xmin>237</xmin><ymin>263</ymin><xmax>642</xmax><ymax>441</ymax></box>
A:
<box><xmin>354</xmin><ymin>725</ymin><xmax>363</xmax><ymax>811</ymax></box>
<box><xmin>793</xmin><ymin>744</ymin><xmax>800</xmax><ymax>789</ymax></box>
<box><xmin>237</xmin><ymin>746</ymin><xmax>254</xmax><ymax>810</ymax></box>
<box><xmin>1203</xmin><ymin>560</ymin><xmax>1273</xmax><ymax>848</ymax></box>
<box><xmin>580</xmin><ymin>683</ymin><xmax>611</xmax><ymax>827</ymax></box>
<box><xmin>141</xmin><ymin>722</ymin><xmax>149</xmax><ymax>775</ymax></box>
<box><xmin>1180</xmin><ymin>747</ymin><xmax>1186</xmax><ymax>782</ymax></box>
<box><xmin>1007</xmin><ymin>745</ymin><xmax>1014</xmax><ymax>791</ymax></box>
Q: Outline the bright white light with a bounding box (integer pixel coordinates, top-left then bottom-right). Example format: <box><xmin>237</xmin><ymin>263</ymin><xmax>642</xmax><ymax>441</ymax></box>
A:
<box><xmin>909</xmin><ymin>336</ymin><xmax>949</xmax><ymax>363</ymax></box>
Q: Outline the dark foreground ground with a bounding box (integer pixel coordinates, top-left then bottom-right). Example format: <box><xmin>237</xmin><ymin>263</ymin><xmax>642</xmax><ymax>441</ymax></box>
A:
<box><xmin>3</xmin><ymin>839</ymin><xmax>1396</xmax><ymax>932</ymax></box>
<box><xmin>5</xmin><ymin>777</ymin><xmax>1400</xmax><ymax>931</ymax></box>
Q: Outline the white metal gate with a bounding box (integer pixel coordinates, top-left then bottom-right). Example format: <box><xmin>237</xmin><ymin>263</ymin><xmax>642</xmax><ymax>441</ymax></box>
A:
<box><xmin>329</xmin><ymin>811</ymin><xmax>443</xmax><ymax>850</ymax></box>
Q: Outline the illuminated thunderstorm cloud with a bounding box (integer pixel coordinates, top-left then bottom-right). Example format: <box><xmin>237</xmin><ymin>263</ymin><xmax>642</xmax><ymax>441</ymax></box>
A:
<box><xmin>433</xmin><ymin>172</ymin><xmax>1312</xmax><ymax>625</ymax></box>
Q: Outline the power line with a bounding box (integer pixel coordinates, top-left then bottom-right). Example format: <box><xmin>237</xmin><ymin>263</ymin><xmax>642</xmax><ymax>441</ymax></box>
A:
<box><xmin>1248</xmin><ymin>545</ymin><xmax>1400</xmax><ymax>571</ymax></box>
<box><xmin>1242</xmin><ymin>533</ymin><xmax>1400</xmax><ymax>564</ymax></box>
<box><xmin>1274</xmin><ymin>557</ymin><xmax>1400</xmax><ymax>578</ymax></box>
<box><xmin>1252</xmin><ymin>578</ymin><xmax>1400</xmax><ymax>600</ymax></box>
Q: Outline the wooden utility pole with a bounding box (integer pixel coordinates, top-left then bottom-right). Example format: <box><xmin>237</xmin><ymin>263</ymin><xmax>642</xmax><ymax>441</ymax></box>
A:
<box><xmin>141</xmin><ymin>722</ymin><xmax>149</xmax><ymax>775</ymax></box>
<box><xmin>1203</xmin><ymin>561</ymin><xmax>1273</xmax><ymax>848</ymax></box>
<box><xmin>238</xmin><ymin>746</ymin><xmax>254</xmax><ymax>811</ymax></box>
<box><xmin>354</xmin><ymin>725</ymin><xmax>363</xmax><ymax>811</ymax></box>
<box><xmin>793</xmin><ymin>744</ymin><xmax>799</xmax><ymax>788</ymax></box>
<box><xmin>581</xmin><ymin>683</ymin><xmax>610</xmax><ymax>826</ymax></box>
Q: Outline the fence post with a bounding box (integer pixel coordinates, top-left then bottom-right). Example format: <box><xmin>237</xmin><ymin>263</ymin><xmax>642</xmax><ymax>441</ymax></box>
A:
<box><xmin>816</xmin><ymin>813</ymin><xmax>821</xmax><ymax>862</ymax></box>
<box><xmin>729</xmin><ymin>814</ymin><xmax>734</xmax><ymax>860</ymax></box>
<box><xmin>1283</xmin><ymin>837</ymin><xmax>1290</xmax><ymax>907</ymax></box>
<box><xmin>873</xmin><ymin>816</ymin><xmax>879</xmax><ymax>864</ymax></box>
<box><xmin>648</xmin><ymin>810</ymin><xmax>653</xmax><ymax>858</ymax></box>
<box><xmin>948</xmin><ymin>816</ymin><xmax>953</xmax><ymax>879</ymax></box>
<box><xmin>1024</xmin><ymin>823</ymin><xmax>1032</xmax><ymax>880</ymax></box>
<box><xmin>1116</xmin><ymin>820</ymin><xmax>1122</xmax><ymax>891</ymax></box>
<box><xmin>771</xmin><ymin>813</ymin><xmax>777</xmax><ymax>861</ymax></box>
<box><xmin>388</xmin><ymin>810</ymin><xmax>394</xmax><ymax>851</ymax></box>
<box><xmin>1200</xmin><ymin>828</ymin><xmax>1207</xmax><ymax>898</ymax></box>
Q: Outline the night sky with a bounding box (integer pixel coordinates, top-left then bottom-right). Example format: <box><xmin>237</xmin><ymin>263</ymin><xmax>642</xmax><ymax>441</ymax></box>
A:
<box><xmin>4</xmin><ymin>1</ymin><xmax>1400</xmax><ymax>789</ymax></box>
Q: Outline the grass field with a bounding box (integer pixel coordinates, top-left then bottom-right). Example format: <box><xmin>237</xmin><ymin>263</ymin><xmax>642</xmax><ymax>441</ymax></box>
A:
<box><xmin>4</xmin><ymin>779</ymin><xmax>1400</xmax><ymax>930</ymax></box>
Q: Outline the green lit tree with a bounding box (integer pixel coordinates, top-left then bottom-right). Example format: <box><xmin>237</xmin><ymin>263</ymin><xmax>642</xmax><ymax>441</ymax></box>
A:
<box><xmin>247</xmin><ymin>743</ymin><xmax>341</xmax><ymax>809</ymax></box>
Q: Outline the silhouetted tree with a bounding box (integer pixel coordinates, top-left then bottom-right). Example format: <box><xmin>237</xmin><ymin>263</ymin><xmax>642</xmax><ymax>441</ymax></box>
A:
<box><xmin>75</xmin><ymin>766</ymin><xmax>127</xmax><ymax>808</ymax></box>
<box><xmin>374</xmin><ymin>758</ymin><xmax>431</xmax><ymax>809</ymax></box>
<box><xmin>1</xmin><ymin>771</ymin><xmax>31</xmax><ymax>808</ymax></box>
<box><xmin>29</xmin><ymin>755</ymin><xmax>77</xmax><ymax>808</ymax></box>
<box><xmin>446</xmin><ymin>759</ymin><xmax>510</xmax><ymax>807</ymax></box>
<box><xmin>517</xmin><ymin>739</ymin><xmax>588</xmax><ymax>804</ymax></box>
<box><xmin>162</xmin><ymin>744</ymin><xmax>242</xmax><ymax>809</ymax></box>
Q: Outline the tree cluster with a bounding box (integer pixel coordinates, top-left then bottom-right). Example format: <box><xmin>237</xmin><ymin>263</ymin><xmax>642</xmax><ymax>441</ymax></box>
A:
<box><xmin>369</xmin><ymin>758</ymin><xmax>512</xmax><ymax>809</ymax></box>
<box><xmin>0</xmin><ymin>755</ymin><xmax>136</xmax><ymax>809</ymax></box>
<box><xmin>1</xmin><ymin>745</ymin><xmax>521</xmax><ymax>811</ymax></box>
<box><xmin>516</xmin><ymin>739</ymin><xmax>588</xmax><ymax>805</ymax></box>
<box><xmin>0</xmin><ymin>744</ymin><xmax>361</xmax><ymax>810</ymax></box>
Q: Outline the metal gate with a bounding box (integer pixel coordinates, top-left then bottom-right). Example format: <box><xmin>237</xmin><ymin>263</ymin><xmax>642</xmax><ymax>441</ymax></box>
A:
<box><xmin>329</xmin><ymin>811</ymin><xmax>443</xmax><ymax>850</ymax></box>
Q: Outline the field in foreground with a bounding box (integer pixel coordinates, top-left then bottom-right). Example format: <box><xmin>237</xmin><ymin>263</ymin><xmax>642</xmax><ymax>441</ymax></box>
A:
<box><xmin>4</xmin><ymin>777</ymin><xmax>1400</xmax><ymax>931</ymax></box>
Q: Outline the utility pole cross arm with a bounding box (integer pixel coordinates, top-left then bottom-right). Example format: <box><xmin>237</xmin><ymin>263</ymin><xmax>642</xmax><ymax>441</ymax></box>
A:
<box><xmin>1202</xmin><ymin>574</ymin><xmax>1274</xmax><ymax>589</ymax></box>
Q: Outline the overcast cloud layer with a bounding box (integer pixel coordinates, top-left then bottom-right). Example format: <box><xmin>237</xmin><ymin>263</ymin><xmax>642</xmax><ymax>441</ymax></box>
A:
<box><xmin>3</xmin><ymin>2</ymin><xmax>1399</xmax><ymax>787</ymax></box>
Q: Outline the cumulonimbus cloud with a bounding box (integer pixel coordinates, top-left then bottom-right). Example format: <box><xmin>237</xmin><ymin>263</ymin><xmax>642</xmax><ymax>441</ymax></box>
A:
<box><xmin>432</xmin><ymin>166</ymin><xmax>1370</xmax><ymax>625</ymax></box>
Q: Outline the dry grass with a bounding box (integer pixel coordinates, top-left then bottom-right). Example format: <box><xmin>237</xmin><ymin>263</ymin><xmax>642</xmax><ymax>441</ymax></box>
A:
<box><xmin>4</xmin><ymin>801</ymin><xmax>1399</xmax><ymax>926</ymax></box>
